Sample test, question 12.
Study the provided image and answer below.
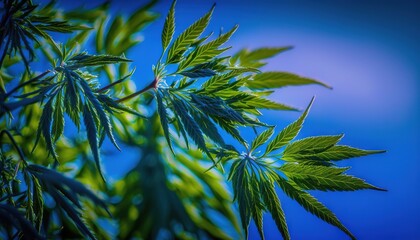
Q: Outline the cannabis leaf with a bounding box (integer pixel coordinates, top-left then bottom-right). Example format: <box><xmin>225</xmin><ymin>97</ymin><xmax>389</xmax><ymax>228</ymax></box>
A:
<box><xmin>225</xmin><ymin>98</ymin><xmax>385</xmax><ymax>239</ymax></box>
<box><xmin>24</xmin><ymin>50</ymin><xmax>138</xmax><ymax>180</ymax></box>
<box><xmin>0</xmin><ymin>203</ymin><xmax>44</xmax><ymax>240</ymax></box>
<box><xmin>0</xmin><ymin>0</ymin><xmax>89</xmax><ymax>69</ymax></box>
<box><xmin>27</xmin><ymin>164</ymin><xmax>110</xmax><ymax>239</ymax></box>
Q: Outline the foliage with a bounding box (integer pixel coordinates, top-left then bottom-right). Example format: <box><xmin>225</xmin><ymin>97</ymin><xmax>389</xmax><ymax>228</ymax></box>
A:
<box><xmin>0</xmin><ymin>0</ymin><xmax>385</xmax><ymax>239</ymax></box>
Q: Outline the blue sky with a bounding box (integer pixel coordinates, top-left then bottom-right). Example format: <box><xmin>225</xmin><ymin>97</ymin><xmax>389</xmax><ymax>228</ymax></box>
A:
<box><xmin>54</xmin><ymin>0</ymin><xmax>420</xmax><ymax>239</ymax></box>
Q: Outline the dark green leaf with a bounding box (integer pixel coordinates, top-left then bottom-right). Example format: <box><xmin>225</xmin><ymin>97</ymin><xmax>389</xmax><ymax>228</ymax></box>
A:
<box><xmin>83</xmin><ymin>104</ymin><xmax>106</xmax><ymax>182</ymax></box>
<box><xmin>156</xmin><ymin>90</ymin><xmax>173</xmax><ymax>152</ymax></box>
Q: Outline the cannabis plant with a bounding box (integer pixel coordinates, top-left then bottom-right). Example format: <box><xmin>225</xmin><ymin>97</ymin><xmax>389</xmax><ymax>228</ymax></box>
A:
<box><xmin>0</xmin><ymin>0</ymin><xmax>385</xmax><ymax>239</ymax></box>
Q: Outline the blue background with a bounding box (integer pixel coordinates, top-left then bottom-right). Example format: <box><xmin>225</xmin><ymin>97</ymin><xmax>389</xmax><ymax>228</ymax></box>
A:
<box><xmin>58</xmin><ymin>0</ymin><xmax>420</xmax><ymax>239</ymax></box>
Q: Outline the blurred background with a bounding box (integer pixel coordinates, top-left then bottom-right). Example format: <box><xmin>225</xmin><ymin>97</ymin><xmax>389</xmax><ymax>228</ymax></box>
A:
<box><xmin>57</xmin><ymin>0</ymin><xmax>420</xmax><ymax>239</ymax></box>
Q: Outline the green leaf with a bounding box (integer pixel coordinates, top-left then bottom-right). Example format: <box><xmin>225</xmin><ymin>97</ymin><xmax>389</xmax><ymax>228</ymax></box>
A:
<box><xmin>52</xmin><ymin>90</ymin><xmax>64</xmax><ymax>142</ymax></box>
<box><xmin>178</xmin><ymin>24</ymin><xmax>238</xmax><ymax>71</ymax></box>
<box><xmin>48</xmin><ymin>189</ymin><xmax>96</xmax><ymax>240</ymax></box>
<box><xmin>105</xmin><ymin>16</ymin><xmax>124</xmax><ymax>51</ymax></box>
<box><xmin>64</xmin><ymin>70</ymin><xmax>81</xmax><ymax>129</ymax></box>
<box><xmin>179</xmin><ymin>67</ymin><xmax>216</xmax><ymax>78</ymax></box>
<box><xmin>40</xmin><ymin>98</ymin><xmax>58</xmax><ymax>161</ymax></box>
<box><xmin>78</xmin><ymin>75</ymin><xmax>120</xmax><ymax>151</ymax></box>
<box><xmin>167</xmin><ymin>4</ymin><xmax>215</xmax><ymax>63</ymax></box>
<box><xmin>32</xmin><ymin>176</ymin><xmax>44</xmax><ymax>231</ymax></box>
<box><xmin>247</xmin><ymin>72</ymin><xmax>332</xmax><ymax>90</ymax></box>
<box><xmin>276</xmin><ymin>177</ymin><xmax>356</xmax><ymax>240</ymax></box>
<box><xmin>83</xmin><ymin>104</ymin><xmax>106</xmax><ymax>182</ymax></box>
<box><xmin>28</xmin><ymin>164</ymin><xmax>110</xmax><ymax>214</ymax></box>
<box><xmin>231</xmin><ymin>46</ymin><xmax>292</xmax><ymax>68</ymax></box>
<box><xmin>191</xmin><ymin>111</ymin><xmax>225</xmax><ymax>147</ymax></box>
<box><xmin>212</xmin><ymin>117</ymin><xmax>247</xmax><ymax>146</ymax></box>
<box><xmin>68</xmin><ymin>53</ymin><xmax>132</xmax><ymax>68</ymax></box>
<box><xmin>283</xmin><ymin>135</ymin><xmax>344</xmax><ymax>156</ymax></box>
<box><xmin>265</xmin><ymin>97</ymin><xmax>314</xmax><ymax>155</ymax></box>
<box><xmin>250</xmin><ymin>127</ymin><xmax>274</xmax><ymax>152</ymax></box>
<box><xmin>280</xmin><ymin>164</ymin><xmax>385</xmax><ymax>191</ymax></box>
<box><xmin>306</xmin><ymin>145</ymin><xmax>386</xmax><ymax>161</ymax></box>
<box><xmin>190</xmin><ymin>93</ymin><xmax>246</xmax><ymax>124</ymax></box>
<box><xmin>171</xmin><ymin>95</ymin><xmax>213</xmax><ymax>160</ymax></box>
<box><xmin>0</xmin><ymin>204</ymin><xmax>44</xmax><ymax>240</ymax></box>
<box><xmin>230</xmin><ymin>93</ymin><xmax>298</xmax><ymax>111</ymax></box>
<box><xmin>260</xmin><ymin>180</ymin><xmax>290</xmax><ymax>240</ymax></box>
<box><xmin>156</xmin><ymin>90</ymin><xmax>173</xmax><ymax>152</ymax></box>
<box><xmin>162</xmin><ymin>0</ymin><xmax>176</xmax><ymax>50</ymax></box>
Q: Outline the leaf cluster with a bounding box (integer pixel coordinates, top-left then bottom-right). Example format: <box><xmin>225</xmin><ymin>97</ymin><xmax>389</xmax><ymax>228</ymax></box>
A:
<box><xmin>226</xmin><ymin>98</ymin><xmax>385</xmax><ymax>239</ymax></box>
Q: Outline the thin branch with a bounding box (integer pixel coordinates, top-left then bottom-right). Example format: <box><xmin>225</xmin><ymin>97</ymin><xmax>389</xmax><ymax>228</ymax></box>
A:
<box><xmin>96</xmin><ymin>69</ymin><xmax>134</xmax><ymax>93</ymax></box>
<box><xmin>116</xmin><ymin>78</ymin><xmax>157</xmax><ymax>103</ymax></box>
<box><xmin>4</xmin><ymin>70</ymin><xmax>51</xmax><ymax>98</ymax></box>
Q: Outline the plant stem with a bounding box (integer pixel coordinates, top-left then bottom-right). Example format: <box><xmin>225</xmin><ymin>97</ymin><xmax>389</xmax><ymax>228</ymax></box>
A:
<box><xmin>116</xmin><ymin>78</ymin><xmax>158</xmax><ymax>103</ymax></box>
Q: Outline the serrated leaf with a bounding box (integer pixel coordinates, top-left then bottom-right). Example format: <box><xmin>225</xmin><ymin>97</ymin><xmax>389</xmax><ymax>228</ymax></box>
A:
<box><xmin>156</xmin><ymin>90</ymin><xmax>173</xmax><ymax>152</ymax></box>
<box><xmin>190</xmin><ymin>93</ymin><xmax>246</xmax><ymax>124</ymax></box>
<box><xmin>83</xmin><ymin>104</ymin><xmax>106</xmax><ymax>182</ymax></box>
<box><xmin>48</xmin><ymin>189</ymin><xmax>96</xmax><ymax>240</ymax></box>
<box><xmin>78</xmin><ymin>75</ymin><xmax>120</xmax><ymax>151</ymax></box>
<box><xmin>283</xmin><ymin>135</ymin><xmax>343</xmax><ymax>156</ymax></box>
<box><xmin>167</xmin><ymin>4</ymin><xmax>215</xmax><ymax>63</ymax></box>
<box><xmin>251</xmin><ymin>127</ymin><xmax>274</xmax><ymax>152</ymax></box>
<box><xmin>162</xmin><ymin>0</ymin><xmax>176</xmax><ymax>50</ymax></box>
<box><xmin>171</xmin><ymin>95</ymin><xmax>212</xmax><ymax>160</ymax></box>
<box><xmin>229</xmin><ymin>93</ymin><xmax>297</xmax><ymax>111</ymax></box>
<box><xmin>305</xmin><ymin>145</ymin><xmax>386</xmax><ymax>161</ymax></box>
<box><xmin>52</xmin><ymin>90</ymin><xmax>64</xmax><ymax>142</ymax></box>
<box><xmin>260</xmin><ymin>180</ymin><xmax>290</xmax><ymax>240</ymax></box>
<box><xmin>0</xmin><ymin>204</ymin><xmax>44</xmax><ymax>240</ymax></box>
<box><xmin>32</xmin><ymin>176</ymin><xmax>44</xmax><ymax>231</ymax></box>
<box><xmin>28</xmin><ymin>164</ymin><xmax>110</xmax><ymax>214</ymax></box>
<box><xmin>276</xmin><ymin>177</ymin><xmax>356</xmax><ymax>240</ymax></box>
<box><xmin>265</xmin><ymin>97</ymin><xmax>314</xmax><ymax>155</ymax></box>
<box><xmin>232</xmin><ymin>46</ymin><xmax>292</xmax><ymax>68</ymax></box>
<box><xmin>179</xmin><ymin>68</ymin><xmax>216</xmax><ymax>78</ymax></box>
<box><xmin>178</xmin><ymin>24</ymin><xmax>238</xmax><ymax>71</ymax></box>
<box><xmin>191</xmin><ymin>111</ymin><xmax>225</xmax><ymax>147</ymax></box>
<box><xmin>280</xmin><ymin>164</ymin><xmax>385</xmax><ymax>191</ymax></box>
<box><xmin>40</xmin><ymin>97</ymin><xmax>57</xmax><ymax>161</ymax></box>
<box><xmin>247</xmin><ymin>72</ymin><xmax>332</xmax><ymax>90</ymax></box>
<box><xmin>68</xmin><ymin>53</ymin><xmax>131</xmax><ymax>68</ymax></box>
<box><xmin>212</xmin><ymin>117</ymin><xmax>247</xmax><ymax>146</ymax></box>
